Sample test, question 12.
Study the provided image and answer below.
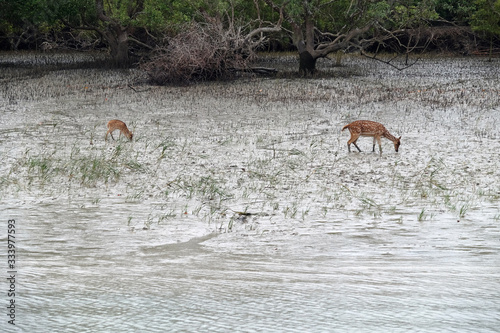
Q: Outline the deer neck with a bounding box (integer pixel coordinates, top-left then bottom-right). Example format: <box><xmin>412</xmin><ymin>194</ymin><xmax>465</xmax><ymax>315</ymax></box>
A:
<box><xmin>383</xmin><ymin>131</ymin><xmax>398</xmax><ymax>143</ymax></box>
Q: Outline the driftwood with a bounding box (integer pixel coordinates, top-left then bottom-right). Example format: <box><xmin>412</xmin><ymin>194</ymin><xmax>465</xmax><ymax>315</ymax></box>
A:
<box><xmin>231</xmin><ymin>67</ymin><xmax>278</xmax><ymax>75</ymax></box>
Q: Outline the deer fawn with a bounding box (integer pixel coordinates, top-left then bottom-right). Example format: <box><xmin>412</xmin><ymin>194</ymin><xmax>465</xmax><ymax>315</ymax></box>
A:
<box><xmin>105</xmin><ymin>119</ymin><xmax>133</xmax><ymax>141</ymax></box>
<box><xmin>342</xmin><ymin>120</ymin><xmax>400</xmax><ymax>154</ymax></box>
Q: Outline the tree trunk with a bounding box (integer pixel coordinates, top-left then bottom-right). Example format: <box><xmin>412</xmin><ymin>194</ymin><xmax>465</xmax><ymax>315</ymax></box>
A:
<box><xmin>95</xmin><ymin>0</ymin><xmax>131</xmax><ymax>67</ymax></box>
<box><xmin>111</xmin><ymin>30</ymin><xmax>130</xmax><ymax>67</ymax></box>
<box><xmin>102</xmin><ymin>27</ymin><xmax>130</xmax><ymax>67</ymax></box>
<box><xmin>299</xmin><ymin>50</ymin><xmax>317</xmax><ymax>76</ymax></box>
<box><xmin>297</xmin><ymin>40</ymin><xmax>317</xmax><ymax>75</ymax></box>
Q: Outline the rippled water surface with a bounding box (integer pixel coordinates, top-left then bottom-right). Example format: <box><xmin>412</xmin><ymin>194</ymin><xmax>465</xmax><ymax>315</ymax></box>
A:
<box><xmin>1</xmin><ymin>53</ymin><xmax>499</xmax><ymax>332</ymax></box>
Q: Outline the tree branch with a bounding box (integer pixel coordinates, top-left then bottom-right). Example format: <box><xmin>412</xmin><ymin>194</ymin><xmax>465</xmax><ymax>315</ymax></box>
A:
<box><xmin>314</xmin><ymin>23</ymin><xmax>373</xmax><ymax>56</ymax></box>
<box><xmin>262</xmin><ymin>0</ymin><xmax>302</xmax><ymax>44</ymax></box>
<box><xmin>60</xmin><ymin>18</ymin><xmax>103</xmax><ymax>37</ymax></box>
<box><xmin>128</xmin><ymin>36</ymin><xmax>154</xmax><ymax>50</ymax></box>
<box><xmin>360</xmin><ymin>50</ymin><xmax>419</xmax><ymax>71</ymax></box>
<box><xmin>95</xmin><ymin>0</ymin><xmax>112</xmax><ymax>23</ymax></box>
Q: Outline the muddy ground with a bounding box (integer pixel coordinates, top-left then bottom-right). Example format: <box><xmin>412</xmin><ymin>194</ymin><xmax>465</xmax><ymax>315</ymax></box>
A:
<box><xmin>0</xmin><ymin>52</ymin><xmax>499</xmax><ymax>331</ymax></box>
<box><xmin>2</xmin><ymin>53</ymin><xmax>499</xmax><ymax>230</ymax></box>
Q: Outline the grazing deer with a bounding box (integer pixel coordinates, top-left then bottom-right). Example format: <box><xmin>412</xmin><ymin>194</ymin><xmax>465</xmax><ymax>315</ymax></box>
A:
<box><xmin>342</xmin><ymin>120</ymin><xmax>400</xmax><ymax>154</ymax></box>
<box><xmin>105</xmin><ymin>119</ymin><xmax>133</xmax><ymax>141</ymax></box>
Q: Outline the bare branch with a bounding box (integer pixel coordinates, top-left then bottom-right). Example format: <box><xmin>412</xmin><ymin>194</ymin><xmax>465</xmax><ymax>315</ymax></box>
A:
<box><xmin>314</xmin><ymin>23</ymin><xmax>373</xmax><ymax>56</ymax></box>
<box><xmin>128</xmin><ymin>36</ymin><xmax>154</xmax><ymax>50</ymax></box>
<box><xmin>360</xmin><ymin>50</ymin><xmax>420</xmax><ymax>71</ymax></box>
<box><xmin>61</xmin><ymin>17</ymin><xmax>104</xmax><ymax>38</ymax></box>
<box><xmin>262</xmin><ymin>0</ymin><xmax>299</xmax><ymax>36</ymax></box>
<box><xmin>244</xmin><ymin>26</ymin><xmax>282</xmax><ymax>45</ymax></box>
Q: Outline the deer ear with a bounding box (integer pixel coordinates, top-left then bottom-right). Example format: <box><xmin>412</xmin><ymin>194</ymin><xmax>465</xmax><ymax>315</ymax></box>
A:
<box><xmin>398</xmin><ymin>136</ymin><xmax>401</xmax><ymax>140</ymax></box>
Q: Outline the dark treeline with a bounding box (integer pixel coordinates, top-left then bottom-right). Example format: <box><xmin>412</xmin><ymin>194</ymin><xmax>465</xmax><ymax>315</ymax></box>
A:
<box><xmin>1</xmin><ymin>0</ymin><xmax>499</xmax><ymax>81</ymax></box>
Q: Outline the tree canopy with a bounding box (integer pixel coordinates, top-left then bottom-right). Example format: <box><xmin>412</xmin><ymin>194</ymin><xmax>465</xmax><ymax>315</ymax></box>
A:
<box><xmin>0</xmin><ymin>0</ymin><xmax>499</xmax><ymax>69</ymax></box>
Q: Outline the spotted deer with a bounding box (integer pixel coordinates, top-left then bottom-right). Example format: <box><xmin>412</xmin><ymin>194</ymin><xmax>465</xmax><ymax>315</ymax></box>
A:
<box><xmin>341</xmin><ymin>120</ymin><xmax>401</xmax><ymax>154</ymax></box>
<box><xmin>105</xmin><ymin>119</ymin><xmax>133</xmax><ymax>141</ymax></box>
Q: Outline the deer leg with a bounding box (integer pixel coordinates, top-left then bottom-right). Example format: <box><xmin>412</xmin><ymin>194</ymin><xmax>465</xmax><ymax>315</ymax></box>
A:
<box><xmin>105</xmin><ymin>130</ymin><xmax>113</xmax><ymax>141</ymax></box>
<box><xmin>372</xmin><ymin>137</ymin><xmax>376</xmax><ymax>152</ymax></box>
<box><xmin>347</xmin><ymin>141</ymin><xmax>362</xmax><ymax>152</ymax></box>
<box><xmin>348</xmin><ymin>134</ymin><xmax>362</xmax><ymax>152</ymax></box>
<box><xmin>352</xmin><ymin>139</ymin><xmax>362</xmax><ymax>152</ymax></box>
<box><xmin>377</xmin><ymin>137</ymin><xmax>382</xmax><ymax>155</ymax></box>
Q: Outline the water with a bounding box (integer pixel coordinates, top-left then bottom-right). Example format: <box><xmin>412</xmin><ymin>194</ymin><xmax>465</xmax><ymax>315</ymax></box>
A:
<box><xmin>0</xmin><ymin>201</ymin><xmax>495</xmax><ymax>332</ymax></box>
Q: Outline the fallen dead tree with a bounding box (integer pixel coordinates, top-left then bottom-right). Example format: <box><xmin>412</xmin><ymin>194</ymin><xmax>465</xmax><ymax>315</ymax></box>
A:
<box><xmin>142</xmin><ymin>15</ymin><xmax>281</xmax><ymax>85</ymax></box>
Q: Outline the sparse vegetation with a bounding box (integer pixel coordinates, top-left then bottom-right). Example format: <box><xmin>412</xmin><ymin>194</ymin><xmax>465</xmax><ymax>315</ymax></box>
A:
<box><xmin>0</xmin><ymin>53</ymin><xmax>499</xmax><ymax>231</ymax></box>
<box><xmin>1</xmin><ymin>52</ymin><xmax>499</xmax><ymax>332</ymax></box>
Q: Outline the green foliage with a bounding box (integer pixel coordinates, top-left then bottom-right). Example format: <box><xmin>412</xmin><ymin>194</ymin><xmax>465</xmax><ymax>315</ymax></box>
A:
<box><xmin>262</xmin><ymin>0</ymin><xmax>440</xmax><ymax>34</ymax></box>
<box><xmin>391</xmin><ymin>0</ymin><xmax>439</xmax><ymax>28</ymax></box>
<box><xmin>0</xmin><ymin>0</ymin><xmax>491</xmax><ymax>55</ymax></box>
<box><xmin>0</xmin><ymin>0</ymin><xmax>202</xmax><ymax>37</ymax></box>
<box><xmin>141</xmin><ymin>0</ymin><xmax>198</xmax><ymax>31</ymax></box>
<box><xmin>261</xmin><ymin>0</ymin><xmax>391</xmax><ymax>33</ymax></box>
<box><xmin>435</xmin><ymin>0</ymin><xmax>476</xmax><ymax>23</ymax></box>
<box><xmin>0</xmin><ymin>0</ymin><xmax>48</xmax><ymax>29</ymax></box>
<box><xmin>367</xmin><ymin>1</ymin><xmax>392</xmax><ymax>22</ymax></box>
<box><xmin>47</xmin><ymin>0</ymin><xmax>97</xmax><ymax>26</ymax></box>
<box><xmin>471</xmin><ymin>0</ymin><xmax>500</xmax><ymax>36</ymax></box>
